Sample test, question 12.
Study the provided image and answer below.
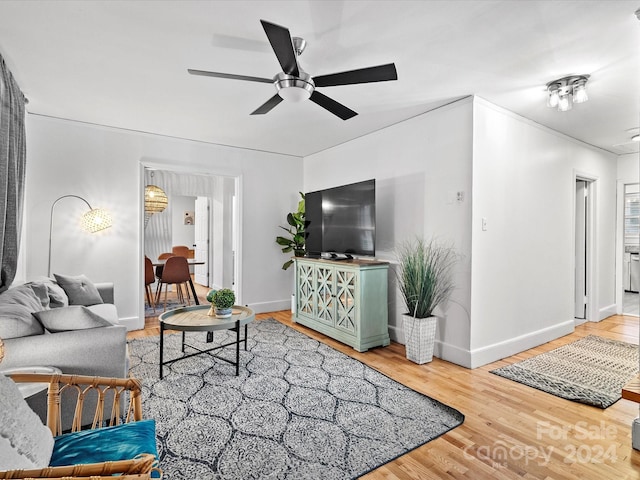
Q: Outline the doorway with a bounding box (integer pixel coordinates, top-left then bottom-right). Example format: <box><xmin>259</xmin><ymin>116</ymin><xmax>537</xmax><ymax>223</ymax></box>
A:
<box><xmin>622</xmin><ymin>183</ymin><xmax>639</xmax><ymax>316</ymax></box>
<box><xmin>574</xmin><ymin>175</ymin><xmax>596</xmax><ymax>323</ymax></box>
<box><xmin>142</xmin><ymin>168</ymin><xmax>241</xmax><ymax>318</ymax></box>
<box><xmin>575</xmin><ymin>180</ymin><xmax>589</xmax><ymax>322</ymax></box>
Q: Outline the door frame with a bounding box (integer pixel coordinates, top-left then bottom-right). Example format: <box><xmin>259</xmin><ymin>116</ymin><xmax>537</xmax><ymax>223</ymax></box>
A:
<box><xmin>139</xmin><ymin>162</ymin><xmax>243</xmax><ymax>323</ymax></box>
<box><xmin>573</xmin><ymin>171</ymin><xmax>598</xmax><ymax>323</ymax></box>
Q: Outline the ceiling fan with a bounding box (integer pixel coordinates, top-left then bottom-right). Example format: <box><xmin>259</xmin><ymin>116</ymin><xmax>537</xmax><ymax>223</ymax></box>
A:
<box><xmin>188</xmin><ymin>20</ymin><xmax>398</xmax><ymax>120</ymax></box>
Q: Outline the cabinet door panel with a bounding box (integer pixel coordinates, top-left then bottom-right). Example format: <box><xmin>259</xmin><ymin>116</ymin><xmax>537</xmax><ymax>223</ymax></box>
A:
<box><xmin>335</xmin><ymin>268</ymin><xmax>357</xmax><ymax>334</ymax></box>
<box><xmin>315</xmin><ymin>265</ymin><xmax>335</xmax><ymax>325</ymax></box>
<box><xmin>296</xmin><ymin>262</ymin><xmax>315</xmax><ymax>318</ymax></box>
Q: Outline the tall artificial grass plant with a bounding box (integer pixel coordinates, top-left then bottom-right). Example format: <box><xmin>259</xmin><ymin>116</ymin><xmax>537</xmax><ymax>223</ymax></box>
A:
<box><xmin>397</xmin><ymin>237</ymin><xmax>457</xmax><ymax>318</ymax></box>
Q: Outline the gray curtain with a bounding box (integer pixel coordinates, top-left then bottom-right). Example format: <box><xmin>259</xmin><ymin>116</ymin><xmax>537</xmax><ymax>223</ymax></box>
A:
<box><xmin>0</xmin><ymin>53</ymin><xmax>27</xmax><ymax>292</ymax></box>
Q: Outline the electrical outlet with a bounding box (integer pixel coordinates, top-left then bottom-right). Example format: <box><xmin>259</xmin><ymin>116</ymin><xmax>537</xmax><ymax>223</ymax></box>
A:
<box><xmin>482</xmin><ymin>218</ymin><xmax>487</xmax><ymax>231</ymax></box>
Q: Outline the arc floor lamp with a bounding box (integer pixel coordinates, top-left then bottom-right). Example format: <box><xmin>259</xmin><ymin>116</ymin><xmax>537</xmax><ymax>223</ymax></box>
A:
<box><xmin>47</xmin><ymin>195</ymin><xmax>113</xmax><ymax>277</ymax></box>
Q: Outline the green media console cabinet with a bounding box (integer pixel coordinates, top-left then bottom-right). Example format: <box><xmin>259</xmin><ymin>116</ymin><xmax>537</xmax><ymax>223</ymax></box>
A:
<box><xmin>293</xmin><ymin>257</ymin><xmax>390</xmax><ymax>352</ymax></box>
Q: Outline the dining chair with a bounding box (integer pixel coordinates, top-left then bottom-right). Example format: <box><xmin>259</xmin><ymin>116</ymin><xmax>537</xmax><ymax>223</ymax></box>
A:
<box><xmin>171</xmin><ymin>245</ymin><xmax>191</xmax><ymax>258</ymax></box>
<box><xmin>144</xmin><ymin>257</ymin><xmax>156</xmax><ymax>312</ymax></box>
<box><xmin>155</xmin><ymin>256</ymin><xmax>192</xmax><ymax>311</ymax></box>
<box><xmin>155</xmin><ymin>252</ymin><xmax>174</xmax><ymax>281</ymax></box>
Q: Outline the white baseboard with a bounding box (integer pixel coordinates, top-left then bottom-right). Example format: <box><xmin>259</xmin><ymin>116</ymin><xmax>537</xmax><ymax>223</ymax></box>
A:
<box><xmin>119</xmin><ymin>316</ymin><xmax>144</xmax><ymax>331</ymax></box>
<box><xmin>466</xmin><ymin>319</ymin><xmax>575</xmax><ymax>368</ymax></box>
<box><xmin>248</xmin><ymin>300</ymin><xmax>291</xmax><ymax>315</ymax></box>
<box><xmin>597</xmin><ymin>304</ymin><xmax>617</xmax><ymax>321</ymax></box>
<box><xmin>434</xmin><ymin>341</ymin><xmax>473</xmax><ymax>368</ymax></box>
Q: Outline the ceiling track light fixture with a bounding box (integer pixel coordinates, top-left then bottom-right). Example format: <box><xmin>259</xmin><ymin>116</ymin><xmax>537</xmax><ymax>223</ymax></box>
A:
<box><xmin>546</xmin><ymin>75</ymin><xmax>590</xmax><ymax>112</ymax></box>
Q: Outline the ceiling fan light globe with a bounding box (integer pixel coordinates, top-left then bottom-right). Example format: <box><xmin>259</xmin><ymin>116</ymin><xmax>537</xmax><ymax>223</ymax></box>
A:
<box><xmin>278</xmin><ymin>87</ymin><xmax>312</xmax><ymax>102</ymax></box>
<box><xmin>274</xmin><ymin>72</ymin><xmax>314</xmax><ymax>103</ymax></box>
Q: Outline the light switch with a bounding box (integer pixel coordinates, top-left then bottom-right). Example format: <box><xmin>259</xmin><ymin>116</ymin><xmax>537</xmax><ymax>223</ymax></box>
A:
<box><xmin>482</xmin><ymin>218</ymin><xmax>487</xmax><ymax>231</ymax></box>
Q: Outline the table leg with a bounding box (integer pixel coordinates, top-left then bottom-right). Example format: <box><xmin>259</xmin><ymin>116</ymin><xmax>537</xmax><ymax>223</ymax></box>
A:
<box><xmin>244</xmin><ymin>324</ymin><xmax>248</xmax><ymax>351</ymax></box>
<box><xmin>235</xmin><ymin>320</ymin><xmax>240</xmax><ymax>376</ymax></box>
<box><xmin>188</xmin><ymin>279</ymin><xmax>199</xmax><ymax>305</ymax></box>
<box><xmin>182</xmin><ymin>331</ymin><xmax>186</xmax><ymax>353</ymax></box>
<box><xmin>159</xmin><ymin>323</ymin><xmax>165</xmax><ymax>379</ymax></box>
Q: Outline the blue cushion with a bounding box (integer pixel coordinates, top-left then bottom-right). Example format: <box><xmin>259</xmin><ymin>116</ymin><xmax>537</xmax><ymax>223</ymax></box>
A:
<box><xmin>49</xmin><ymin>419</ymin><xmax>158</xmax><ymax>476</ymax></box>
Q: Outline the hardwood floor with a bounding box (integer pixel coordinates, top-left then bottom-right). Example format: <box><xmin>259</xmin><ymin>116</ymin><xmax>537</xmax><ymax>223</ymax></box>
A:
<box><xmin>133</xmin><ymin>287</ymin><xmax>640</xmax><ymax>479</ymax></box>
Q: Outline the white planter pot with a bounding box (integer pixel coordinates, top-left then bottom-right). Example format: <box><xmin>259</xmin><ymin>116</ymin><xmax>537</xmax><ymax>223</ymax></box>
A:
<box><xmin>402</xmin><ymin>314</ymin><xmax>437</xmax><ymax>364</ymax></box>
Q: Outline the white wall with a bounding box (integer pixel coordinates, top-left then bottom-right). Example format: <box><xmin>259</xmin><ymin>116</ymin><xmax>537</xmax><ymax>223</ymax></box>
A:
<box><xmin>470</xmin><ymin>98</ymin><xmax>618</xmax><ymax>366</ymax></box>
<box><xmin>22</xmin><ymin>115</ymin><xmax>303</xmax><ymax>329</ymax></box>
<box><xmin>618</xmin><ymin>153</ymin><xmax>639</xmax><ymax>183</ymax></box>
<box><xmin>171</xmin><ymin>195</ymin><xmax>195</xmax><ymax>249</ymax></box>
<box><xmin>304</xmin><ymin>96</ymin><xmax>619</xmax><ymax>369</ymax></box>
<box><xmin>304</xmin><ymin>98</ymin><xmax>474</xmax><ymax>362</ymax></box>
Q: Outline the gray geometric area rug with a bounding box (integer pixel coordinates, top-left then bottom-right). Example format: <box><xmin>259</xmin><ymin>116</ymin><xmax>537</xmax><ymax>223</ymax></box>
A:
<box><xmin>128</xmin><ymin>319</ymin><xmax>464</xmax><ymax>479</ymax></box>
<box><xmin>490</xmin><ymin>335</ymin><xmax>639</xmax><ymax>409</ymax></box>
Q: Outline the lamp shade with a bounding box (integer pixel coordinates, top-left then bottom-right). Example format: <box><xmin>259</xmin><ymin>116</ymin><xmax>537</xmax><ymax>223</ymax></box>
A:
<box><xmin>81</xmin><ymin>208</ymin><xmax>113</xmax><ymax>233</ymax></box>
<box><xmin>145</xmin><ymin>185</ymin><xmax>168</xmax><ymax>213</ymax></box>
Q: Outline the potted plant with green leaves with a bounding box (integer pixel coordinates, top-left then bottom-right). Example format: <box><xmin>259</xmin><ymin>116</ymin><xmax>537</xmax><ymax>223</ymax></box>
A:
<box><xmin>208</xmin><ymin>288</ymin><xmax>235</xmax><ymax>319</ymax></box>
<box><xmin>396</xmin><ymin>237</ymin><xmax>458</xmax><ymax>364</ymax></box>
<box><xmin>275</xmin><ymin>192</ymin><xmax>306</xmax><ymax>270</ymax></box>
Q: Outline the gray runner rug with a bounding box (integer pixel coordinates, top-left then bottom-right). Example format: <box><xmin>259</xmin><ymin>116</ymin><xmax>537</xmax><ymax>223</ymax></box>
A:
<box><xmin>490</xmin><ymin>335</ymin><xmax>639</xmax><ymax>408</ymax></box>
<box><xmin>128</xmin><ymin>318</ymin><xmax>464</xmax><ymax>479</ymax></box>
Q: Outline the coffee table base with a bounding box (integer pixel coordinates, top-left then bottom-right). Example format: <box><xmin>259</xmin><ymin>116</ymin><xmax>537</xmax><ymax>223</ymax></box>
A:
<box><xmin>160</xmin><ymin>321</ymin><xmax>248</xmax><ymax>379</ymax></box>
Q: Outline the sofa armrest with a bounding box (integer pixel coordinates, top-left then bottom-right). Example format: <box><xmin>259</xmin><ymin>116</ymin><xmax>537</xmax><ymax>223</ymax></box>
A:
<box><xmin>1</xmin><ymin>325</ymin><xmax>128</xmax><ymax>378</ymax></box>
<box><xmin>95</xmin><ymin>282</ymin><xmax>114</xmax><ymax>304</ymax></box>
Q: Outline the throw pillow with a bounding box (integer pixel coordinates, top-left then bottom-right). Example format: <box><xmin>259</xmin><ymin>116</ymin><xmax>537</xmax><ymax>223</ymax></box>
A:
<box><xmin>0</xmin><ymin>284</ymin><xmax>45</xmax><ymax>311</ymax></box>
<box><xmin>49</xmin><ymin>419</ymin><xmax>158</xmax><ymax>473</ymax></box>
<box><xmin>53</xmin><ymin>274</ymin><xmax>104</xmax><ymax>306</ymax></box>
<box><xmin>28</xmin><ymin>277</ymin><xmax>70</xmax><ymax>308</ymax></box>
<box><xmin>27</xmin><ymin>282</ymin><xmax>51</xmax><ymax>309</ymax></box>
<box><xmin>0</xmin><ymin>374</ymin><xmax>54</xmax><ymax>470</ymax></box>
<box><xmin>32</xmin><ymin>306</ymin><xmax>113</xmax><ymax>333</ymax></box>
<box><xmin>0</xmin><ymin>304</ymin><xmax>45</xmax><ymax>339</ymax></box>
<box><xmin>0</xmin><ymin>286</ymin><xmax>46</xmax><ymax>339</ymax></box>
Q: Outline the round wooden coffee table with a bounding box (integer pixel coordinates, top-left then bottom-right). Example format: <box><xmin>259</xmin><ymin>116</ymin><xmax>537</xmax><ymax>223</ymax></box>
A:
<box><xmin>159</xmin><ymin>305</ymin><xmax>255</xmax><ymax>378</ymax></box>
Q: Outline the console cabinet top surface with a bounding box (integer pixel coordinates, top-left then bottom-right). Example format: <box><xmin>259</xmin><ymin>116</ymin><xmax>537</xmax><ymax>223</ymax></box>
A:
<box><xmin>297</xmin><ymin>257</ymin><xmax>389</xmax><ymax>267</ymax></box>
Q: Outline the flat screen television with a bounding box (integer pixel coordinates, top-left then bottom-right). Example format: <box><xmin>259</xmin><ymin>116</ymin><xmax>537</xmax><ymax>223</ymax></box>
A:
<box><xmin>305</xmin><ymin>179</ymin><xmax>375</xmax><ymax>258</ymax></box>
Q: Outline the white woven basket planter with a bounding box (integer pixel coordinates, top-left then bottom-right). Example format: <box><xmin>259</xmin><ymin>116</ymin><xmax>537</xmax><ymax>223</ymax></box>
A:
<box><xmin>402</xmin><ymin>314</ymin><xmax>437</xmax><ymax>364</ymax></box>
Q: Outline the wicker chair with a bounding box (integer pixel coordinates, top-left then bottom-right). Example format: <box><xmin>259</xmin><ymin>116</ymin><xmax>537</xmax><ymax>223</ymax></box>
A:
<box><xmin>0</xmin><ymin>373</ymin><xmax>160</xmax><ymax>479</ymax></box>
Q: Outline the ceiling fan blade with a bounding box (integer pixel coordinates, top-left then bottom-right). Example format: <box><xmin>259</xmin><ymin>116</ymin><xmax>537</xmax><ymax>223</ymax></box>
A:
<box><xmin>188</xmin><ymin>69</ymin><xmax>273</xmax><ymax>84</ymax></box>
<box><xmin>309</xmin><ymin>91</ymin><xmax>357</xmax><ymax>120</ymax></box>
<box><xmin>260</xmin><ymin>20</ymin><xmax>299</xmax><ymax>77</ymax></box>
<box><xmin>313</xmin><ymin>63</ymin><xmax>398</xmax><ymax>87</ymax></box>
<box><xmin>251</xmin><ymin>94</ymin><xmax>283</xmax><ymax>115</ymax></box>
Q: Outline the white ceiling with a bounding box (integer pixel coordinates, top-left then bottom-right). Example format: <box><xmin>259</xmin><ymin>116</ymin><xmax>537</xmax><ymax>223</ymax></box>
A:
<box><xmin>0</xmin><ymin>0</ymin><xmax>638</xmax><ymax>158</ymax></box>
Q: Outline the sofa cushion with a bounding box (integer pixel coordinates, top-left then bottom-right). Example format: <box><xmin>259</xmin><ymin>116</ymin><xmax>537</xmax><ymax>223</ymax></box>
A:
<box><xmin>0</xmin><ymin>374</ymin><xmax>54</xmax><ymax>470</ymax></box>
<box><xmin>32</xmin><ymin>306</ymin><xmax>113</xmax><ymax>333</ymax></box>
<box><xmin>49</xmin><ymin>419</ymin><xmax>158</xmax><ymax>470</ymax></box>
<box><xmin>53</xmin><ymin>274</ymin><xmax>103</xmax><ymax>306</ymax></box>
<box><xmin>0</xmin><ymin>286</ymin><xmax>45</xmax><ymax>339</ymax></box>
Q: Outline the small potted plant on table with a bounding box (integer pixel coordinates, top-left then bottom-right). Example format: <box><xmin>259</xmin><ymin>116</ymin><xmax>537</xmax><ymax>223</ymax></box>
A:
<box><xmin>207</xmin><ymin>288</ymin><xmax>236</xmax><ymax>318</ymax></box>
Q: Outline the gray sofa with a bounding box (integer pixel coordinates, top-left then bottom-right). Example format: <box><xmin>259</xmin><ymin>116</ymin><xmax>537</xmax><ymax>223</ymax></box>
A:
<box><xmin>0</xmin><ymin>277</ymin><xmax>128</xmax><ymax>430</ymax></box>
